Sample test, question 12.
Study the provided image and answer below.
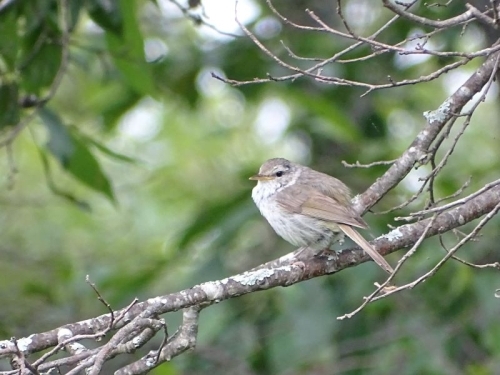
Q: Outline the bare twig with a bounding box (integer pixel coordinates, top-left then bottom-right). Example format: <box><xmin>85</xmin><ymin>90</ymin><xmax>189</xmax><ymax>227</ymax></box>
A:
<box><xmin>342</xmin><ymin>159</ymin><xmax>397</xmax><ymax>168</ymax></box>
<box><xmin>362</xmin><ymin>202</ymin><xmax>500</xmax><ymax>304</ymax></box>
<box><xmin>439</xmin><ymin>236</ymin><xmax>500</xmax><ymax>269</ymax></box>
<box><xmin>382</xmin><ymin>0</ymin><xmax>475</xmax><ymax>28</ymax></box>
<box><xmin>168</xmin><ymin>0</ymin><xmax>241</xmax><ymax>38</ymax></box>
<box><xmin>215</xmin><ymin>0</ymin><xmax>500</xmax><ymax>95</ymax></box>
<box><xmin>396</xmin><ymin>179</ymin><xmax>500</xmax><ymax>220</ymax></box>
<box><xmin>337</xmin><ymin>215</ymin><xmax>438</xmax><ymax>320</ymax></box>
<box><xmin>115</xmin><ymin>306</ymin><xmax>201</xmax><ymax>375</ymax></box>
<box><xmin>465</xmin><ymin>3</ymin><xmax>498</xmax><ymax>28</ymax></box>
<box><xmin>86</xmin><ymin>275</ymin><xmax>114</xmax><ymax>324</ymax></box>
<box><xmin>353</xmin><ymin>49</ymin><xmax>500</xmax><ymax>214</ymax></box>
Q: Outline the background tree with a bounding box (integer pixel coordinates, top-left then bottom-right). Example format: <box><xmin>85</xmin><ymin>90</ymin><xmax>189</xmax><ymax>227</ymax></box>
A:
<box><xmin>0</xmin><ymin>0</ymin><xmax>499</xmax><ymax>374</ymax></box>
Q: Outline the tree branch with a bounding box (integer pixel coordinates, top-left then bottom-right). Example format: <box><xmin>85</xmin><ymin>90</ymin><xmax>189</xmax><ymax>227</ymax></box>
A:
<box><xmin>0</xmin><ymin>180</ymin><xmax>498</xmax><ymax>374</ymax></box>
<box><xmin>353</xmin><ymin>48</ymin><xmax>500</xmax><ymax>213</ymax></box>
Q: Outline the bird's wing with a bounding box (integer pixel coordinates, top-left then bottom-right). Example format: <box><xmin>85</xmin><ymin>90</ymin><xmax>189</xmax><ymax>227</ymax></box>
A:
<box><xmin>300</xmin><ymin>168</ymin><xmax>353</xmax><ymax>207</ymax></box>
<box><xmin>276</xmin><ymin>184</ymin><xmax>367</xmax><ymax>229</ymax></box>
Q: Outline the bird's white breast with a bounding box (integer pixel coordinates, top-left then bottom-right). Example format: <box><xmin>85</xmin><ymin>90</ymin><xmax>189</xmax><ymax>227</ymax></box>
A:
<box><xmin>252</xmin><ymin>179</ymin><xmax>335</xmax><ymax>249</ymax></box>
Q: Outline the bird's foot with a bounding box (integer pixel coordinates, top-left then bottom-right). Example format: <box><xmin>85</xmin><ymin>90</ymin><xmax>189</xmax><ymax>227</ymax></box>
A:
<box><xmin>295</xmin><ymin>246</ymin><xmax>308</xmax><ymax>257</ymax></box>
<box><xmin>313</xmin><ymin>248</ymin><xmax>338</xmax><ymax>261</ymax></box>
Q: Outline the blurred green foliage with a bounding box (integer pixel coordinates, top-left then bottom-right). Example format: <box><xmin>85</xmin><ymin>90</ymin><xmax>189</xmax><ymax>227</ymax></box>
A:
<box><xmin>0</xmin><ymin>0</ymin><xmax>499</xmax><ymax>374</ymax></box>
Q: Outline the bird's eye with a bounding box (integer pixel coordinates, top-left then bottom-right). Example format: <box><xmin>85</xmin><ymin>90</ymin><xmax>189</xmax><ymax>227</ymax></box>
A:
<box><xmin>275</xmin><ymin>171</ymin><xmax>283</xmax><ymax>177</ymax></box>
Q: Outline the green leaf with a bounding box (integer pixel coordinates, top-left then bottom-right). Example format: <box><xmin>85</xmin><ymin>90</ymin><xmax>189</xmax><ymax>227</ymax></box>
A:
<box><xmin>19</xmin><ymin>1</ymin><xmax>59</xmax><ymax>35</ymax></box>
<box><xmin>289</xmin><ymin>88</ymin><xmax>360</xmax><ymax>142</ymax></box>
<box><xmin>35</xmin><ymin>142</ymin><xmax>91</xmax><ymax>211</ymax></box>
<box><xmin>39</xmin><ymin>108</ymin><xmax>74</xmax><ymax>165</ymax></box>
<box><xmin>39</xmin><ymin>108</ymin><xmax>116</xmax><ymax>203</ymax></box>
<box><xmin>177</xmin><ymin>190</ymin><xmax>250</xmax><ymax>249</ymax></box>
<box><xmin>0</xmin><ymin>9</ymin><xmax>20</xmax><ymax>70</ymax></box>
<box><xmin>77</xmin><ymin>132</ymin><xmax>138</xmax><ymax>164</ymax></box>
<box><xmin>66</xmin><ymin>130</ymin><xmax>116</xmax><ymax>203</ymax></box>
<box><xmin>86</xmin><ymin>0</ymin><xmax>122</xmax><ymax>35</ymax></box>
<box><xmin>20</xmin><ymin>39</ymin><xmax>62</xmax><ymax>95</ymax></box>
<box><xmin>105</xmin><ymin>0</ymin><xmax>157</xmax><ymax>97</ymax></box>
<box><xmin>18</xmin><ymin>1</ymin><xmax>62</xmax><ymax>94</ymax></box>
<box><xmin>81</xmin><ymin>83</ymin><xmax>141</xmax><ymax>131</ymax></box>
<box><xmin>67</xmin><ymin>1</ymin><xmax>84</xmax><ymax>31</ymax></box>
<box><xmin>0</xmin><ymin>83</ymin><xmax>20</xmax><ymax>129</ymax></box>
<box><xmin>99</xmin><ymin>88</ymin><xmax>140</xmax><ymax>131</ymax></box>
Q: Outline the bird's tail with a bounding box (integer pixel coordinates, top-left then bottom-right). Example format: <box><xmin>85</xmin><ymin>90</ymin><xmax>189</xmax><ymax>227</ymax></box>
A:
<box><xmin>338</xmin><ymin>224</ymin><xmax>394</xmax><ymax>274</ymax></box>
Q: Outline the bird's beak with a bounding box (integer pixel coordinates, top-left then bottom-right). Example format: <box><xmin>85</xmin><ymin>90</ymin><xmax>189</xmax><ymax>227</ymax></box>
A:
<box><xmin>249</xmin><ymin>174</ymin><xmax>273</xmax><ymax>181</ymax></box>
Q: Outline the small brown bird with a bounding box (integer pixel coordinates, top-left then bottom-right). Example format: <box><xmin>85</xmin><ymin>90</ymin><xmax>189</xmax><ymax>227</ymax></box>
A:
<box><xmin>250</xmin><ymin>158</ymin><xmax>393</xmax><ymax>273</ymax></box>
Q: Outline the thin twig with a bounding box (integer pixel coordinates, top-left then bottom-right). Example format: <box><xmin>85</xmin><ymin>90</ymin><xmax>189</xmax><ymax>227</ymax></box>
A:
<box><xmin>438</xmin><ymin>236</ymin><xmax>500</xmax><ymax>269</ymax></box>
<box><xmin>342</xmin><ymin>159</ymin><xmax>397</xmax><ymax>168</ymax></box>
<box><xmin>86</xmin><ymin>275</ymin><xmax>114</xmax><ymax>325</ymax></box>
<box><xmin>383</xmin><ymin>0</ymin><xmax>475</xmax><ymax>28</ymax></box>
<box><xmin>338</xmin><ymin>215</ymin><xmax>439</xmax><ymax>320</ymax></box>
<box><xmin>396</xmin><ymin>178</ymin><xmax>500</xmax><ymax>220</ymax></box>
<box><xmin>367</xmin><ymin>202</ymin><xmax>500</xmax><ymax>304</ymax></box>
<box><xmin>168</xmin><ymin>0</ymin><xmax>241</xmax><ymax>38</ymax></box>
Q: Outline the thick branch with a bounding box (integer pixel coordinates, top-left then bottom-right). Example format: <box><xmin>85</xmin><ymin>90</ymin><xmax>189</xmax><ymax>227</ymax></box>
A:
<box><xmin>353</xmin><ymin>49</ymin><xmax>500</xmax><ymax>213</ymax></box>
<box><xmin>1</xmin><ymin>183</ymin><xmax>498</xmax><ymax>367</ymax></box>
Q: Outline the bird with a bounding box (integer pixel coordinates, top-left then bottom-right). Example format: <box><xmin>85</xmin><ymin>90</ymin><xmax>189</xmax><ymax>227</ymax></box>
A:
<box><xmin>249</xmin><ymin>158</ymin><xmax>393</xmax><ymax>273</ymax></box>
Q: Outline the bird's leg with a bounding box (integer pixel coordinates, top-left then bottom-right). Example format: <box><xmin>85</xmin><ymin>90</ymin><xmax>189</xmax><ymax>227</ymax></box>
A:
<box><xmin>311</xmin><ymin>231</ymin><xmax>343</xmax><ymax>260</ymax></box>
<box><xmin>295</xmin><ymin>246</ymin><xmax>309</xmax><ymax>257</ymax></box>
<box><xmin>334</xmin><ymin>231</ymin><xmax>345</xmax><ymax>245</ymax></box>
<box><xmin>295</xmin><ymin>246</ymin><xmax>323</xmax><ymax>259</ymax></box>
<box><xmin>314</xmin><ymin>248</ymin><xmax>338</xmax><ymax>260</ymax></box>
